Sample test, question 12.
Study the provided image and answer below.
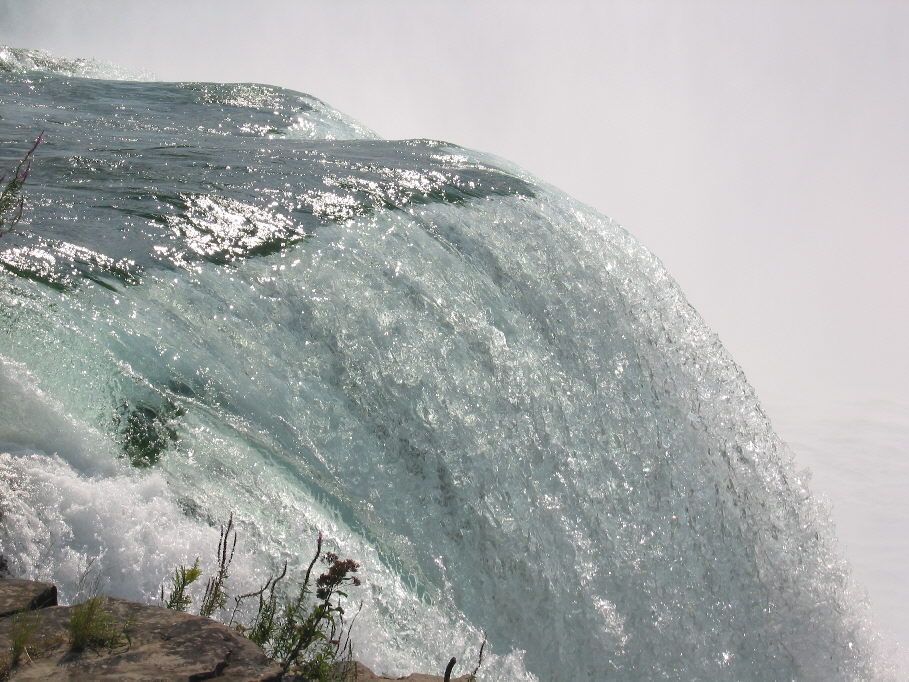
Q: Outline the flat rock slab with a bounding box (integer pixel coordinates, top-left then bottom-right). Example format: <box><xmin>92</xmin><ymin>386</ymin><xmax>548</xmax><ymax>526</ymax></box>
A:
<box><xmin>0</xmin><ymin>579</ymin><xmax>57</xmax><ymax>618</ymax></box>
<box><xmin>0</xmin><ymin>585</ymin><xmax>282</xmax><ymax>681</ymax></box>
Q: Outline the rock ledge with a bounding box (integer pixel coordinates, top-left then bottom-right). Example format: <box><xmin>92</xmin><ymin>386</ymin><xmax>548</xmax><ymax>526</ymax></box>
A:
<box><xmin>0</xmin><ymin>579</ymin><xmax>473</xmax><ymax>681</ymax></box>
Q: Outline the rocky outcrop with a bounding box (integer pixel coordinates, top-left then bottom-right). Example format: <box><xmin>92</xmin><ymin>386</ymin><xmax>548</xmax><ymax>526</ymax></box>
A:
<box><xmin>0</xmin><ymin>579</ymin><xmax>57</xmax><ymax>618</ymax></box>
<box><xmin>0</xmin><ymin>579</ymin><xmax>474</xmax><ymax>681</ymax></box>
<box><xmin>0</xmin><ymin>579</ymin><xmax>282</xmax><ymax>681</ymax></box>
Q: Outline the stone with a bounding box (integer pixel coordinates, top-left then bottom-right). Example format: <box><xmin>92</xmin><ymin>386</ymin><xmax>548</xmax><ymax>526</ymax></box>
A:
<box><xmin>0</xmin><ymin>579</ymin><xmax>57</xmax><ymax>618</ymax></box>
<box><xmin>0</xmin><ymin>580</ymin><xmax>282</xmax><ymax>681</ymax></box>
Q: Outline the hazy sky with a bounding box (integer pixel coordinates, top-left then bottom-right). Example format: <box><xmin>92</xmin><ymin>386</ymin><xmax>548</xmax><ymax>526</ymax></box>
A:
<box><xmin>2</xmin><ymin>0</ymin><xmax>907</xmax><ymax>662</ymax></box>
<box><xmin>2</xmin><ymin>1</ymin><xmax>905</xmax><ymax>410</ymax></box>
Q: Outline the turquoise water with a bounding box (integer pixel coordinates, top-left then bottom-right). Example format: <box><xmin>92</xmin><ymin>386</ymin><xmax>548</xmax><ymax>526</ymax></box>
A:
<box><xmin>0</xmin><ymin>47</ymin><xmax>886</xmax><ymax>680</ymax></box>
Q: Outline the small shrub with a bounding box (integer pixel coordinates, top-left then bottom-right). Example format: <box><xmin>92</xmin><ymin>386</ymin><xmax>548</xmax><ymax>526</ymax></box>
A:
<box><xmin>164</xmin><ymin>524</ymin><xmax>362</xmax><ymax>682</ymax></box>
<box><xmin>228</xmin><ymin>532</ymin><xmax>360</xmax><ymax>678</ymax></box>
<box><xmin>7</xmin><ymin>610</ymin><xmax>42</xmax><ymax>667</ymax></box>
<box><xmin>199</xmin><ymin>514</ymin><xmax>236</xmax><ymax>618</ymax></box>
<box><xmin>68</xmin><ymin>596</ymin><xmax>126</xmax><ymax>652</ymax></box>
<box><xmin>160</xmin><ymin>558</ymin><xmax>202</xmax><ymax>612</ymax></box>
<box><xmin>0</xmin><ymin>132</ymin><xmax>43</xmax><ymax>236</ymax></box>
<box><xmin>230</xmin><ymin>560</ymin><xmax>287</xmax><ymax>647</ymax></box>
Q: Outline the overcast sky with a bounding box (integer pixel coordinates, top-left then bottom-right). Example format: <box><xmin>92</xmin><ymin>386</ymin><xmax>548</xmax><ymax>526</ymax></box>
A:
<box><xmin>2</xmin><ymin>0</ymin><xmax>907</xmax><ymax>663</ymax></box>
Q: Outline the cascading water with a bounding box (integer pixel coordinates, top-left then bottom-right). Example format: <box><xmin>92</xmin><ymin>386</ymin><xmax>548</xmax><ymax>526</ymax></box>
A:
<box><xmin>0</xmin><ymin>47</ymin><xmax>886</xmax><ymax>680</ymax></box>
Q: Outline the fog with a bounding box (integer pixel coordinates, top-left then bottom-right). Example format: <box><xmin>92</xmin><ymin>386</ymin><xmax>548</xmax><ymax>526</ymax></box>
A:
<box><xmin>2</xmin><ymin>0</ymin><xmax>907</xmax><ymax>665</ymax></box>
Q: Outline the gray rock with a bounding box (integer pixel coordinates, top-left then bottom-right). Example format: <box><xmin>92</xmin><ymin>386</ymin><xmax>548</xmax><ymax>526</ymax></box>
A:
<box><xmin>0</xmin><ymin>579</ymin><xmax>57</xmax><ymax>618</ymax></box>
<box><xmin>0</xmin><ymin>580</ymin><xmax>281</xmax><ymax>681</ymax></box>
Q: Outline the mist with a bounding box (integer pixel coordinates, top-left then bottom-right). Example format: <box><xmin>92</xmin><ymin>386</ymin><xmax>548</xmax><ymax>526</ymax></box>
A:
<box><xmin>2</xmin><ymin>0</ymin><xmax>907</xmax><ymax>665</ymax></box>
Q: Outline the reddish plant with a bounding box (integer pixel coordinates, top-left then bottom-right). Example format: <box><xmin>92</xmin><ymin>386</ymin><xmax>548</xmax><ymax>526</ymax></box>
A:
<box><xmin>316</xmin><ymin>553</ymin><xmax>361</xmax><ymax>601</ymax></box>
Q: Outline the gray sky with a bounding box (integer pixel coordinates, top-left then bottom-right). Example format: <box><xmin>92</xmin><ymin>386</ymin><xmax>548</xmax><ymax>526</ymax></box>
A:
<box><xmin>2</xmin><ymin>0</ymin><xmax>908</xmax><ymax>662</ymax></box>
<box><xmin>2</xmin><ymin>0</ymin><xmax>906</xmax><ymax>408</ymax></box>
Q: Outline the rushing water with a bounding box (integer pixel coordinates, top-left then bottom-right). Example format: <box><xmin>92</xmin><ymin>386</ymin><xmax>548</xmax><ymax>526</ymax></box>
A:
<box><xmin>0</xmin><ymin>47</ymin><xmax>888</xmax><ymax>680</ymax></box>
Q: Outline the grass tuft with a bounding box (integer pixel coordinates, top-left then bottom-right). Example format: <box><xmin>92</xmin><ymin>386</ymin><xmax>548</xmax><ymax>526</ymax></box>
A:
<box><xmin>67</xmin><ymin>558</ymin><xmax>128</xmax><ymax>653</ymax></box>
<box><xmin>68</xmin><ymin>596</ymin><xmax>126</xmax><ymax>652</ymax></box>
<box><xmin>10</xmin><ymin>611</ymin><xmax>42</xmax><ymax>665</ymax></box>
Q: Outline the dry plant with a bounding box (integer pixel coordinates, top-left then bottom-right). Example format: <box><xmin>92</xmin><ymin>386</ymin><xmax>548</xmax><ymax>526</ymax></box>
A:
<box><xmin>0</xmin><ymin>132</ymin><xmax>43</xmax><ymax>236</ymax></box>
